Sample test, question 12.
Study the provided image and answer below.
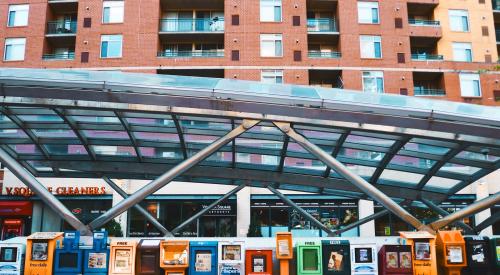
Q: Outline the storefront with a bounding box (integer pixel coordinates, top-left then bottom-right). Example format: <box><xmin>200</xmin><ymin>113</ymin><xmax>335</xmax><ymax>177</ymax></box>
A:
<box><xmin>127</xmin><ymin>195</ymin><xmax>237</xmax><ymax>237</ymax></box>
<box><xmin>250</xmin><ymin>195</ymin><xmax>359</xmax><ymax>237</ymax></box>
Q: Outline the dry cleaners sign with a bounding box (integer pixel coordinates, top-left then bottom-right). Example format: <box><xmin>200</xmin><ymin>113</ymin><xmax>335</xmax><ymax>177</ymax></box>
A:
<box><xmin>3</xmin><ymin>186</ymin><xmax>107</xmax><ymax>197</ymax></box>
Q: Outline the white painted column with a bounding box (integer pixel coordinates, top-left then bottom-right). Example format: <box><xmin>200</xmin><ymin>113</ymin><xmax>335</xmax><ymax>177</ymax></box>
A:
<box><xmin>236</xmin><ymin>186</ymin><xmax>251</xmax><ymax>237</ymax></box>
<box><xmin>358</xmin><ymin>199</ymin><xmax>376</xmax><ymax>237</ymax></box>
<box><xmin>475</xmin><ymin>180</ymin><xmax>493</xmax><ymax>236</ymax></box>
<box><xmin>111</xmin><ymin>179</ymin><xmax>129</xmax><ymax>237</ymax></box>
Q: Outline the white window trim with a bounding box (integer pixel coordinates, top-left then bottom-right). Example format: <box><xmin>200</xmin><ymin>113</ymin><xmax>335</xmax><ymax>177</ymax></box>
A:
<box><xmin>448</xmin><ymin>9</ymin><xmax>469</xmax><ymax>32</ymax></box>
<box><xmin>102</xmin><ymin>0</ymin><xmax>125</xmax><ymax>24</ymax></box>
<box><xmin>452</xmin><ymin>42</ymin><xmax>473</xmax><ymax>62</ymax></box>
<box><xmin>359</xmin><ymin>35</ymin><xmax>382</xmax><ymax>59</ymax></box>
<box><xmin>459</xmin><ymin>73</ymin><xmax>482</xmax><ymax>97</ymax></box>
<box><xmin>261</xmin><ymin>69</ymin><xmax>284</xmax><ymax>84</ymax></box>
<box><xmin>100</xmin><ymin>34</ymin><xmax>123</xmax><ymax>58</ymax></box>
<box><xmin>260</xmin><ymin>0</ymin><xmax>282</xmax><ymax>22</ymax></box>
<box><xmin>3</xmin><ymin>37</ymin><xmax>26</xmax><ymax>61</ymax></box>
<box><xmin>260</xmin><ymin>34</ymin><xmax>283</xmax><ymax>57</ymax></box>
<box><xmin>357</xmin><ymin>1</ymin><xmax>379</xmax><ymax>24</ymax></box>
<box><xmin>7</xmin><ymin>4</ymin><xmax>29</xmax><ymax>27</ymax></box>
<box><xmin>362</xmin><ymin>71</ymin><xmax>384</xmax><ymax>93</ymax></box>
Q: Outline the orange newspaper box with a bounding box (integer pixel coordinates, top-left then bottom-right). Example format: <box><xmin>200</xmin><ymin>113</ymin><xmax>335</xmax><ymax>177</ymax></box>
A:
<box><xmin>275</xmin><ymin>232</ymin><xmax>293</xmax><ymax>275</ymax></box>
<box><xmin>159</xmin><ymin>240</ymin><xmax>189</xmax><ymax>275</ymax></box>
<box><xmin>245</xmin><ymin>249</ymin><xmax>273</xmax><ymax>275</ymax></box>
<box><xmin>24</xmin><ymin>232</ymin><xmax>63</xmax><ymax>275</ymax></box>
<box><xmin>109</xmin><ymin>240</ymin><xmax>137</xmax><ymax>275</ymax></box>
<box><xmin>435</xmin><ymin>231</ymin><xmax>467</xmax><ymax>275</ymax></box>
<box><xmin>399</xmin><ymin>231</ymin><xmax>437</xmax><ymax>275</ymax></box>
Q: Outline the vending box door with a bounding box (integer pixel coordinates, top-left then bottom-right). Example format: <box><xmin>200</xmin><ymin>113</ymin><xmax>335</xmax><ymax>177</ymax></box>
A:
<box><xmin>297</xmin><ymin>241</ymin><xmax>322</xmax><ymax>275</ymax></box>
<box><xmin>109</xmin><ymin>240</ymin><xmax>137</xmax><ymax>275</ymax></box>
<box><xmin>321</xmin><ymin>240</ymin><xmax>350</xmax><ymax>275</ymax></box>
<box><xmin>276</xmin><ymin>233</ymin><xmax>293</xmax><ymax>260</ymax></box>
<box><xmin>465</xmin><ymin>237</ymin><xmax>490</xmax><ymax>268</ymax></box>
<box><xmin>54</xmin><ymin>232</ymin><xmax>83</xmax><ymax>275</ymax></box>
<box><xmin>0</xmin><ymin>243</ymin><xmax>24</xmax><ymax>275</ymax></box>
<box><xmin>350</xmin><ymin>244</ymin><xmax>378</xmax><ymax>275</ymax></box>
<box><xmin>189</xmin><ymin>241</ymin><xmax>217</xmax><ymax>275</ymax></box>
<box><xmin>218</xmin><ymin>241</ymin><xmax>245</xmax><ymax>275</ymax></box>
<box><xmin>378</xmin><ymin>245</ymin><xmax>412</xmax><ymax>275</ymax></box>
<box><xmin>136</xmin><ymin>239</ymin><xmax>161</xmax><ymax>275</ymax></box>
<box><xmin>83</xmin><ymin>231</ymin><xmax>110</xmax><ymax>275</ymax></box>
<box><xmin>245</xmin><ymin>250</ymin><xmax>272</xmax><ymax>275</ymax></box>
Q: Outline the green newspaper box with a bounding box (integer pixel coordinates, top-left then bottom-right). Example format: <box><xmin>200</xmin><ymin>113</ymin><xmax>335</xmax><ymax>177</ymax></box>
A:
<box><xmin>297</xmin><ymin>240</ymin><xmax>323</xmax><ymax>275</ymax></box>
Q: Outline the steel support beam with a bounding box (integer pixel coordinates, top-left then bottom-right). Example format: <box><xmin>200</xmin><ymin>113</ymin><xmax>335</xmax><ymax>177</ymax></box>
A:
<box><xmin>103</xmin><ymin>177</ymin><xmax>173</xmax><ymax>237</ymax></box>
<box><xmin>0</xmin><ymin>147</ymin><xmax>91</xmax><ymax>235</ymax></box>
<box><xmin>87</xmin><ymin>119</ymin><xmax>259</xmax><ymax>230</ymax></box>
<box><xmin>430</xmin><ymin>192</ymin><xmax>500</xmax><ymax>230</ymax></box>
<box><xmin>333</xmin><ymin>209</ymin><xmax>390</xmax><ymax>235</ymax></box>
<box><xmin>420</xmin><ymin>197</ymin><xmax>475</xmax><ymax>234</ymax></box>
<box><xmin>274</xmin><ymin>122</ymin><xmax>432</xmax><ymax>232</ymax></box>
<box><xmin>171</xmin><ymin>184</ymin><xmax>246</xmax><ymax>234</ymax></box>
<box><xmin>474</xmin><ymin>210</ymin><xmax>500</xmax><ymax>233</ymax></box>
<box><xmin>267</xmin><ymin>185</ymin><xmax>336</xmax><ymax>236</ymax></box>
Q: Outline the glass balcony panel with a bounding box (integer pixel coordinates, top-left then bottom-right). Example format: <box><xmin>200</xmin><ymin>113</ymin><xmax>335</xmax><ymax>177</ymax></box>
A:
<box><xmin>308</xmin><ymin>51</ymin><xmax>341</xmax><ymax>58</ymax></box>
<box><xmin>414</xmin><ymin>87</ymin><xmax>446</xmax><ymax>96</ymax></box>
<box><xmin>408</xmin><ymin>19</ymin><xmax>440</xmax><ymax>26</ymax></box>
<box><xmin>43</xmin><ymin>52</ymin><xmax>75</xmax><ymax>60</ymax></box>
<box><xmin>411</xmin><ymin>53</ymin><xmax>444</xmax><ymax>61</ymax></box>
<box><xmin>158</xmin><ymin>50</ymin><xmax>224</xmax><ymax>58</ymax></box>
<box><xmin>46</xmin><ymin>20</ymin><xmax>77</xmax><ymax>34</ymax></box>
<box><xmin>160</xmin><ymin>18</ymin><xmax>224</xmax><ymax>32</ymax></box>
<box><xmin>307</xmin><ymin>18</ymin><xmax>337</xmax><ymax>32</ymax></box>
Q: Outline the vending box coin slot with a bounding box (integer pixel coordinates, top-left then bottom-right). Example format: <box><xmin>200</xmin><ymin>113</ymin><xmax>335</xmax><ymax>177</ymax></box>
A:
<box><xmin>245</xmin><ymin>249</ymin><xmax>272</xmax><ymax>275</ymax></box>
<box><xmin>159</xmin><ymin>240</ymin><xmax>189</xmax><ymax>275</ymax></box>
<box><xmin>350</xmin><ymin>243</ymin><xmax>378</xmax><ymax>275</ymax></box>
<box><xmin>136</xmin><ymin>239</ymin><xmax>161</xmax><ymax>275</ymax></box>
<box><xmin>24</xmin><ymin>232</ymin><xmax>63</xmax><ymax>275</ymax></box>
<box><xmin>83</xmin><ymin>231</ymin><xmax>109</xmax><ymax>275</ymax></box>
<box><xmin>462</xmin><ymin>236</ymin><xmax>491</xmax><ymax>275</ymax></box>
<box><xmin>321</xmin><ymin>240</ymin><xmax>351</xmax><ymax>275</ymax></box>
<box><xmin>0</xmin><ymin>243</ymin><xmax>25</xmax><ymax>275</ymax></box>
<box><xmin>399</xmin><ymin>231</ymin><xmax>437</xmax><ymax>275</ymax></box>
<box><xmin>218</xmin><ymin>241</ymin><xmax>245</xmax><ymax>275</ymax></box>
<box><xmin>109</xmin><ymin>240</ymin><xmax>137</xmax><ymax>275</ymax></box>
<box><xmin>189</xmin><ymin>241</ymin><xmax>217</xmax><ymax>275</ymax></box>
<box><xmin>297</xmin><ymin>240</ymin><xmax>322</xmax><ymax>275</ymax></box>
<box><xmin>436</xmin><ymin>231</ymin><xmax>467</xmax><ymax>275</ymax></box>
<box><xmin>378</xmin><ymin>245</ymin><xmax>412</xmax><ymax>275</ymax></box>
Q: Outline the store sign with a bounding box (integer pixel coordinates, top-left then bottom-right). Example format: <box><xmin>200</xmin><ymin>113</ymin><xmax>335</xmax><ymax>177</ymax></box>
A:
<box><xmin>202</xmin><ymin>204</ymin><xmax>235</xmax><ymax>216</ymax></box>
<box><xmin>3</xmin><ymin>186</ymin><xmax>107</xmax><ymax>197</ymax></box>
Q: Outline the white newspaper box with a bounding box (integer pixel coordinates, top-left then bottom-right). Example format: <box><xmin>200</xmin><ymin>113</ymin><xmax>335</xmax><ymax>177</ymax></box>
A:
<box><xmin>350</xmin><ymin>243</ymin><xmax>378</xmax><ymax>275</ymax></box>
<box><xmin>218</xmin><ymin>241</ymin><xmax>245</xmax><ymax>275</ymax></box>
<box><xmin>0</xmin><ymin>242</ymin><xmax>25</xmax><ymax>275</ymax></box>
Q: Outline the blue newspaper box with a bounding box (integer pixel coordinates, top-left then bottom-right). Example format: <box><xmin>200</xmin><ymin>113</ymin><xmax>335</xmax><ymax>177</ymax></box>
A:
<box><xmin>54</xmin><ymin>231</ymin><xmax>83</xmax><ymax>275</ymax></box>
<box><xmin>83</xmin><ymin>231</ymin><xmax>109</xmax><ymax>275</ymax></box>
<box><xmin>189</xmin><ymin>241</ymin><xmax>218</xmax><ymax>275</ymax></box>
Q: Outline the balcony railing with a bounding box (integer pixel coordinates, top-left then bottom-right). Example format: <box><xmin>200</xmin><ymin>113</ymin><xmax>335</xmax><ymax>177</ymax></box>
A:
<box><xmin>307</xmin><ymin>18</ymin><xmax>338</xmax><ymax>32</ymax></box>
<box><xmin>408</xmin><ymin>19</ymin><xmax>440</xmax><ymax>26</ymax></box>
<box><xmin>159</xmin><ymin>18</ymin><xmax>224</xmax><ymax>32</ymax></box>
<box><xmin>158</xmin><ymin>50</ymin><xmax>224</xmax><ymax>58</ymax></box>
<box><xmin>308</xmin><ymin>51</ymin><xmax>341</xmax><ymax>58</ymax></box>
<box><xmin>411</xmin><ymin>53</ymin><xmax>443</xmax><ymax>61</ymax></box>
<box><xmin>46</xmin><ymin>21</ymin><xmax>77</xmax><ymax>35</ymax></box>
<box><xmin>414</xmin><ymin>87</ymin><xmax>446</xmax><ymax>96</ymax></box>
<box><xmin>42</xmin><ymin>52</ymin><xmax>75</xmax><ymax>60</ymax></box>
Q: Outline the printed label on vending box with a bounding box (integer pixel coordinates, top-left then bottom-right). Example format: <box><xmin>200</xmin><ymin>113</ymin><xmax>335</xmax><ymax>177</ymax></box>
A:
<box><xmin>195</xmin><ymin>252</ymin><xmax>211</xmax><ymax>272</ymax></box>
<box><xmin>496</xmin><ymin>246</ymin><xmax>500</xmax><ymax>262</ymax></box>
<box><xmin>470</xmin><ymin>244</ymin><xmax>485</xmax><ymax>263</ymax></box>
<box><xmin>327</xmin><ymin>251</ymin><xmax>344</xmax><ymax>271</ymax></box>
<box><xmin>88</xmin><ymin>252</ymin><xmax>107</xmax><ymax>269</ymax></box>
<box><xmin>252</xmin><ymin>256</ymin><xmax>265</xmax><ymax>272</ymax></box>
<box><xmin>222</xmin><ymin>245</ymin><xmax>241</xmax><ymax>261</ymax></box>
<box><xmin>219</xmin><ymin>263</ymin><xmax>242</xmax><ymax>275</ymax></box>
<box><xmin>446</xmin><ymin>246</ymin><xmax>463</xmax><ymax>264</ymax></box>
<box><xmin>386</xmin><ymin>252</ymin><xmax>398</xmax><ymax>268</ymax></box>
<box><xmin>278</xmin><ymin>240</ymin><xmax>290</xmax><ymax>256</ymax></box>
<box><xmin>31</xmin><ymin>242</ymin><xmax>48</xmax><ymax>261</ymax></box>
<box><xmin>399</xmin><ymin>252</ymin><xmax>411</xmax><ymax>268</ymax></box>
<box><xmin>114</xmin><ymin>249</ymin><xmax>131</xmax><ymax>272</ymax></box>
<box><xmin>415</xmin><ymin>242</ymin><xmax>431</xmax><ymax>260</ymax></box>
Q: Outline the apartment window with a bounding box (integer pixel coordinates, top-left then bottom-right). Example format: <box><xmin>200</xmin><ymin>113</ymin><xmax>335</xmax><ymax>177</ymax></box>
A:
<box><xmin>7</xmin><ymin>4</ymin><xmax>29</xmax><ymax>27</ymax></box>
<box><xmin>260</xmin><ymin>34</ymin><xmax>283</xmax><ymax>57</ymax></box>
<box><xmin>103</xmin><ymin>1</ymin><xmax>124</xmax><ymax>23</ymax></box>
<box><xmin>260</xmin><ymin>0</ymin><xmax>282</xmax><ymax>22</ymax></box>
<box><xmin>459</xmin><ymin>74</ymin><xmax>481</xmax><ymax>97</ymax></box>
<box><xmin>100</xmin><ymin>35</ymin><xmax>123</xmax><ymax>58</ymax></box>
<box><xmin>362</xmin><ymin>71</ymin><xmax>384</xmax><ymax>93</ymax></box>
<box><xmin>449</xmin><ymin>10</ymin><xmax>469</xmax><ymax>32</ymax></box>
<box><xmin>261</xmin><ymin>70</ymin><xmax>283</xmax><ymax>84</ymax></box>
<box><xmin>4</xmin><ymin>38</ymin><xmax>26</xmax><ymax>61</ymax></box>
<box><xmin>357</xmin><ymin>1</ymin><xmax>379</xmax><ymax>24</ymax></box>
<box><xmin>360</xmin><ymin>35</ymin><xmax>382</xmax><ymax>58</ymax></box>
<box><xmin>452</xmin><ymin>42</ymin><xmax>472</xmax><ymax>62</ymax></box>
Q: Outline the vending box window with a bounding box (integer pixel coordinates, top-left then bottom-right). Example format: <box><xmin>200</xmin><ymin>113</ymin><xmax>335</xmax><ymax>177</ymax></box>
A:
<box><xmin>462</xmin><ymin>236</ymin><xmax>491</xmax><ymax>275</ymax></box>
<box><xmin>399</xmin><ymin>231</ymin><xmax>437</xmax><ymax>275</ymax></box>
<box><xmin>24</xmin><ymin>232</ymin><xmax>63</xmax><ymax>275</ymax></box>
<box><xmin>218</xmin><ymin>241</ymin><xmax>245</xmax><ymax>275</ymax></box>
<box><xmin>245</xmin><ymin>249</ymin><xmax>272</xmax><ymax>275</ymax></box>
<box><xmin>159</xmin><ymin>240</ymin><xmax>189</xmax><ymax>275</ymax></box>
<box><xmin>321</xmin><ymin>240</ymin><xmax>351</xmax><ymax>275</ymax></box>
<box><xmin>378</xmin><ymin>245</ymin><xmax>412</xmax><ymax>275</ymax></box>
<box><xmin>491</xmin><ymin>237</ymin><xmax>500</xmax><ymax>273</ymax></box>
<box><xmin>297</xmin><ymin>240</ymin><xmax>322</xmax><ymax>275</ymax></box>
<box><xmin>136</xmin><ymin>239</ymin><xmax>161</xmax><ymax>275</ymax></box>
<box><xmin>189</xmin><ymin>241</ymin><xmax>217</xmax><ymax>275</ymax></box>
<box><xmin>83</xmin><ymin>231</ymin><xmax>109</xmax><ymax>275</ymax></box>
<box><xmin>275</xmin><ymin>232</ymin><xmax>292</xmax><ymax>275</ymax></box>
<box><xmin>350</xmin><ymin>243</ymin><xmax>378</xmax><ymax>275</ymax></box>
<box><xmin>0</xmin><ymin>243</ymin><xmax>25</xmax><ymax>275</ymax></box>
<box><xmin>54</xmin><ymin>231</ymin><xmax>83</xmax><ymax>275</ymax></box>
<box><xmin>109</xmin><ymin>240</ymin><xmax>137</xmax><ymax>275</ymax></box>
<box><xmin>436</xmin><ymin>231</ymin><xmax>467</xmax><ymax>275</ymax></box>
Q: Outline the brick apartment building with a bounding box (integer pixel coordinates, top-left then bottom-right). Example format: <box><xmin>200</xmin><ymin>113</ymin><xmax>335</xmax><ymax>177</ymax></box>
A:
<box><xmin>1</xmin><ymin>0</ymin><xmax>500</xmax><ymax>105</ymax></box>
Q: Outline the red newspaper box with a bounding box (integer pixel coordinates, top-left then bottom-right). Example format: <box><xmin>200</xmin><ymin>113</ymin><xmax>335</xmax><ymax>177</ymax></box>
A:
<box><xmin>378</xmin><ymin>245</ymin><xmax>413</xmax><ymax>275</ymax></box>
<box><xmin>245</xmin><ymin>249</ymin><xmax>273</xmax><ymax>275</ymax></box>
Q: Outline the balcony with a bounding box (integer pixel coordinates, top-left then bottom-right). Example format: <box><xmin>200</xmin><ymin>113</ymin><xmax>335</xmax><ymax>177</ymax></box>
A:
<box><xmin>307</xmin><ymin>18</ymin><xmax>338</xmax><ymax>33</ymax></box>
<box><xmin>159</xmin><ymin>18</ymin><xmax>224</xmax><ymax>33</ymax></box>
<box><xmin>411</xmin><ymin>53</ymin><xmax>443</xmax><ymax>61</ymax></box>
<box><xmin>308</xmin><ymin>51</ymin><xmax>341</xmax><ymax>58</ymax></box>
<box><xmin>494</xmin><ymin>1</ymin><xmax>500</xmax><ymax>11</ymax></box>
<box><xmin>409</xmin><ymin>19</ymin><xmax>440</xmax><ymax>27</ymax></box>
<box><xmin>158</xmin><ymin>50</ymin><xmax>224</xmax><ymax>58</ymax></box>
<box><xmin>42</xmin><ymin>52</ymin><xmax>75</xmax><ymax>60</ymax></box>
<box><xmin>46</xmin><ymin>21</ymin><xmax>77</xmax><ymax>35</ymax></box>
<box><xmin>414</xmin><ymin>87</ymin><xmax>446</xmax><ymax>96</ymax></box>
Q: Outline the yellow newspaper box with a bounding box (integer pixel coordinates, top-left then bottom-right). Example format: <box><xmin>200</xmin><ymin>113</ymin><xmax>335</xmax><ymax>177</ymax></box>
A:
<box><xmin>24</xmin><ymin>232</ymin><xmax>63</xmax><ymax>275</ymax></box>
<box><xmin>399</xmin><ymin>231</ymin><xmax>437</xmax><ymax>275</ymax></box>
<box><xmin>109</xmin><ymin>240</ymin><xmax>137</xmax><ymax>275</ymax></box>
<box><xmin>159</xmin><ymin>240</ymin><xmax>189</xmax><ymax>275</ymax></box>
<box><xmin>436</xmin><ymin>231</ymin><xmax>467</xmax><ymax>275</ymax></box>
<box><xmin>275</xmin><ymin>232</ymin><xmax>293</xmax><ymax>275</ymax></box>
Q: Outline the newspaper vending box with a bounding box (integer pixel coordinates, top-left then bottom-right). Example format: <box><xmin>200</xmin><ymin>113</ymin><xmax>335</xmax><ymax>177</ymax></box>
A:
<box><xmin>378</xmin><ymin>245</ymin><xmax>412</xmax><ymax>275</ymax></box>
<box><xmin>218</xmin><ymin>241</ymin><xmax>244</xmax><ymax>275</ymax></box>
<box><xmin>245</xmin><ymin>249</ymin><xmax>272</xmax><ymax>275</ymax></box>
<box><xmin>24</xmin><ymin>232</ymin><xmax>63</xmax><ymax>275</ymax></box>
<box><xmin>321</xmin><ymin>240</ymin><xmax>351</xmax><ymax>275</ymax></box>
<box><xmin>136</xmin><ymin>239</ymin><xmax>161</xmax><ymax>275</ymax></box>
<box><xmin>109</xmin><ymin>240</ymin><xmax>137</xmax><ymax>275</ymax></box>
<box><xmin>189</xmin><ymin>241</ymin><xmax>217</xmax><ymax>275</ymax></box>
<box><xmin>350</xmin><ymin>243</ymin><xmax>378</xmax><ymax>275</ymax></box>
<box><xmin>83</xmin><ymin>231</ymin><xmax>109</xmax><ymax>275</ymax></box>
<box><xmin>491</xmin><ymin>237</ymin><xmax>500</xmax><ymax>274</ymax></box>
<box><xmin>462</xmin><ymin>236</ymin><xmax>491</xmax><ymax>275</ymax></box>
<box><xmin>297</xmin><ymin>240</ymin><xmax>322</xmax><ymax>275</ymax></box>
<box><xmin>54</xmin><ymin>231</ymin><xmax>83</xmax><ymax>275</ymax></box>
<box><xmin>275</xmin><ymin>232</ymin><xmax>292</xmax><ymax>275</ymax></box>
<box><xmin>0</xmin><ymin>242</ymin><xmax>25</xmax><ymax>275</ymax></box>
<box><xmin>159</xmin><ymin>240</ymin><xmax>189</xmax><ymax>275</ymax></box>
<box><xmin>436</xmin><ymin>231</ymin><xmax>467</xmax><ymax>275</ymax></box>
<box><xmin>399</xmin><ymin>231</ymin><xmax>437</xmax><ymax>275</ymax></box>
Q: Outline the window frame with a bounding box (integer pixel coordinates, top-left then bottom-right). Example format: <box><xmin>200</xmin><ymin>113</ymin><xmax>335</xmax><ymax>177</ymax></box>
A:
<box><xmin>261</xmin><ymin>69</ymin><xmax>284</xmax><ymax>84</ymax></box>
<box><xmin>459</xmin><ymin>73</ymin><xmax>482</xmax><ymax>97</ymax></box>
<box><xmin>359</xmin><ymin>35</ymin><xmax>382</xmax><ymax>59</ymax></box>
<box><xmin>7</xmin><ymin>4</ymin><xmax>29</xmax><ymax>27</ymax></box>
<box><xmin>452</xmin><ymin>42</ymin><xmax>473</xmax><ymax>62</ymax></box>
<box><xmin>3</xmin><ymin>37</ymin><xmax>26</xmax><ymax>61</ymax></box>
<box><xmin>357</xmin><ymin>1</ymin><xmax>379</xmax><ymax>24</ymax></box>
<box><xmin>102</xmin><ymin>0</ymin><xmax>125</xmax><ymax>24</ymax></box>
<box><xmin>362</xmin><ymin>71</ymin><xmax>384</xmax><ymax>93</ymax></box>
<box><xmin>260</xmin><ymin>0</ymin><xmax>282</xmax><ymax>22</ymax></box>
<box><xmin>260</xmin><ymin>34</ymin><xmax>283</xmax><ymax>57</ymax></box>
<box><xmin>448</xmin><ymin>9</ymin><xmax>469</xmax><ymax>32</ymax></box>
<box><xmin>100</xmin><ymin>34</ymin><xmax>123</xmax><ymax>58</ymax></box>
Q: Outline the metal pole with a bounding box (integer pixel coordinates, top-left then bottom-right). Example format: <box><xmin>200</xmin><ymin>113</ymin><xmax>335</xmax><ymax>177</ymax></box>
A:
<box><xmin>0</xmin><ymin>148</ymin><xmax>91</xmax><ymax>235</ymax></box>
<box><xmin>267</xmin><ymin>185</ymin><xmax>336</xmax><ymax>236</ymax></box>
<box><xmin>273</xmin><ymin>122</ymin><xmax>431</xmax><ymax>232</ymax></box>
<box><xmin>420</xmin><ymin>197</ymin><xmax>475</xmax><ymax>234</ymax></box>
<box><xmin>171</xmin><ymin>184</ymin><xmax>246</xmax><ymax>234</ymax></box>
<box><xmin>103</xmin><ymin>177</ymin><xmax>173</xmax><ymax>237</ymax></box>
<box><xmin>430</xmin><ymin>192</ymin><xmax>500</xmax><ymax>230</ymax></box>
<box><xmin>88</xmin><ymin>119</ymin><xmax>259</xmax><ymax>230</ymax></box>
<box><xmin>333</xmin><ymin>209</ymin><xmax>390</xmax><ymax>235</ymax></box>
<box><xmin>474</xmin><ymin>210</ymin><xmax>500</xmax><ymax>233</ymax></box>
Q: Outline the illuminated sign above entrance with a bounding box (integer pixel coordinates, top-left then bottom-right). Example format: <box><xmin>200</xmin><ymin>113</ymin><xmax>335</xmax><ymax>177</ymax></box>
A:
<box><xmin>3</xmin><ymin>186</ymin><xmax>107</xmax><ymax>197</ymax></box>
